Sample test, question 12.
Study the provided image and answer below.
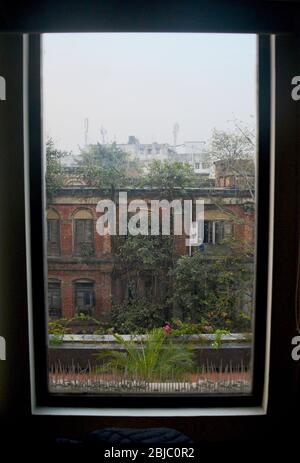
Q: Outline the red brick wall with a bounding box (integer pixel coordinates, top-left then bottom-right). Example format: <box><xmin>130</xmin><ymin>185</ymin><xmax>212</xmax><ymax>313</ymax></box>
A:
<box><xmin>48</xmin><ymin>269</ymin><xmax>112</xmax><ymax>319</ymax></box>
<box><xmin>48</xmin><ymin>203</ymin><xmax>113</xmax><ymax>320</ymax></box>
<box><xmin>48</xmin><ymin>197</ymin><xmax>254</xmax><ymax>322</ymax></box>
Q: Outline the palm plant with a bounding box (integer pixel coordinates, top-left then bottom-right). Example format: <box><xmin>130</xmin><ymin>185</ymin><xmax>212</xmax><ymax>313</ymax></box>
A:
<box><xmin>96</xmin><ymin>328</ymin><xmax>195</xmax><ymax>381</ymax></box>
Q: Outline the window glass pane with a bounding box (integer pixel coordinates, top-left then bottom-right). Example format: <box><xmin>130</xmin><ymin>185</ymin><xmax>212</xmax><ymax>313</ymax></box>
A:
<box><xmin>75</xmin><ymin>282</ymin><xmax>95</xmax><ymax>315</ymax></box>
<box><xmin>74</xmin><ymin>219</ymin><xmax>94</xmax><ymax>256</ymax></box>
<box><xmin>48</xmin><ymin>282</ymin><xmax>61</xmax><ymax>318</ymax></box>
<box><xmin>44</xmin><ymin>33</ymin><xmax>257</xmax><ymax>396</ymax></box>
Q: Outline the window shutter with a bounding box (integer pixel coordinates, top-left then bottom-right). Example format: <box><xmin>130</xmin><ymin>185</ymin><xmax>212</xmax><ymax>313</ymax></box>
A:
<box><xmin>75</xmin><ymin>220</ymin><xmax>84</xmax><ymax>254</ymax></box>
<box><xmin>52</xmin><ymin>288</ymin><xmax>61</xmax><ymax>308</ymax></box>
<box><xmin>75</xmin><ymin>282</ymin><xmax>95</xmax><ymax>314</ymax></box>
<box><xmin>75</xmin><ymin>219</ymin><xmax>94</xmax><ymax>255</ymax></box>
<box><xmin>84</xmin><ymin>220</ymin><xmax>93</xmax><ymax>243</ymax></box>
<box><xmin>75</xmin><ymin>220</ymin><xmax>84</xmax><ymax>243</ymax></box>
<box><xmin>47</xmin><ymin>219</ymin><xmax>60</xmax><ymax>255</ymax></box>
<box><xmin>215</xmin><ymin>221</ymin><xmax>225</xmax><ymax>243</ymax></box>
<box><xmin>76</xmin><ymin>289</ymin><xmax>85</xmax><ymax>308</ymax></box>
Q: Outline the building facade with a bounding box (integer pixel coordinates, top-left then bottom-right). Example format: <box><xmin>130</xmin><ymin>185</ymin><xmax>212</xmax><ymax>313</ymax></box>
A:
<box><xmin>47</xmin><ymin>183</ymin><xmax>254</xmax><ymax>323</ymax></box>
<box><xmin>116</xmin><ymin>136</ymin><xmax>212</xmax><ymax>175</ymax></box>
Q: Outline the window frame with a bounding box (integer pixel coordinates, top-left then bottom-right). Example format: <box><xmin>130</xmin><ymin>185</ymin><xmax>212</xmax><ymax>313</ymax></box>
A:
<box><xmin>47</xmin><ymin>280</ymin><xmax>62</xmax><ymax>319</ymax></box>
<box><xmin>73</xmin><ymin>218</ymin><xmax>94</xmax><ymax>256</ymax></box>
<box><xmin>74</xmin><ymin>280</ymin><xmax>95</xmax><ymax>316</ymax></box>
<box><xmin>27</xmin><ymin>33</ymin><xmax>271</xmax><ymax>411</ymax></box>
<box><xmin>204</xmin><ymin>220</ymin><xmax>226</xmax><ymax>244</ymax></box>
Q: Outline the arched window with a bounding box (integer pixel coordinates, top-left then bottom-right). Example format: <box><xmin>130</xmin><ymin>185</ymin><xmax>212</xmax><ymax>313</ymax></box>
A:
<box><xmin>47</xmin><ymin>209</ymin><xmax>60</xmax><ymax>256</ymax></box>
<box><xmin>73</xmin><ymin>279</ymin><xmax>95</xmax><ymax>315</ymax></box>
<box><xmin>73</xmin><ymin>209</ymin><xmax>94</xmax><ymax>257</ymax></box>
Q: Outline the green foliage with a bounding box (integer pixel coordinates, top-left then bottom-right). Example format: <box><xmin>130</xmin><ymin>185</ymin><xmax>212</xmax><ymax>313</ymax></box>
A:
<box><xmin>110</xmin><ymin>299</ymin><xmax>166</xmax><ymax>334</ymax></box>
<box><xmin>48</xmin><ymin>313</ymin><xmax>104</xmax><ymax>343</ymax></box>
<box><xmin>46</xmin><ymin>138</ymin><xmax>70</xmax><ymax>197</ymax></box>
<box><xmin>169</xmin><ymin>251</ymin><xmax>253</xmax><ymax>331</ymax></box>
<box><xmin>141</xmin><ymin>159</ymin><xmax>195</xmax><ymax>198</ymax></box>
<box><xmin>48</xmin><ymin>320</ymin><xmax>70</xmax><ymax>345</ymax></box>
<box><xmin>46</xmin><ymin>135</ymin><xmax>255</xmax><ymax>336</ymax></box>
<box><xmin>116</xmin><ymin>233</ymin><xmax>173</xmax><ymax>270</ymax></box>
<box><xmin>96</xmin><ymin>328</ymin><xmax>196</xmax><ymax>381</ymax></box>
<box><xmin>113</xmin><ymin>160</ymin><xmax>196</xmax><ymax>318</ymax></box>
<box><xmin>170</xmin><ymin>319</ymin><xmax>212</xmax><ymax>336</ymax></box>
<box><xmin>114</xmin><ymin>231</ymin><xmax>174</xmax><ymax>316</ymax></box>
<box><xmin>77</xmin><ymin>142</ymin><xmax>141</xmax><ymax>194</ymax></box>
<box><xmin>211</xmin><ymin>329</ymin><xmax>231</xmax><ymax>349</ymax></box>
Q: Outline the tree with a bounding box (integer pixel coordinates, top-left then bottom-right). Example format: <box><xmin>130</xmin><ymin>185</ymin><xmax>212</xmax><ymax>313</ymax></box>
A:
<box><xmin>76</xmin><ymin>142</ymin><xmax>141</xmax><ymax>200</ymax></box>
<box><xmin>169</xmin><ymin>250</ymin><xmax>253</xmax><ymax>332</ymax></box>
<box><xmin>209</xmin><ymin>124</ymin><xmax>255</xmax><ymax>196</ymax></box>
<box><xmin>45</xmin><ymin>138</ymin><xmax>70</xmax><ymax>198</ymax></box>
<box><xmin>185</xmin><ymin>122</ymin><xmax>256</xmax><ymax>330</ymax></box>
<box><xmin>141</xmin><ymin>159</ymin><xmax>195</xmax><ymax>199</ymax></box>
<box><xmin>114</xmin><ymin>232</ymin><xmax>173</xmax><ymax>313</ymax></box>
<box><xmin>77</xmin><ymin>142</ymin><xmax>141</xmax><ymax>253</ymax></box>
<box><xmin>210</xmin><ymin>126</ymin><xmax>254</xmax><ymax>162</ymax></box>
<box><xmin>110</xmin><ymin>298</ymin><xmax>166</xmax><ymax>334</ymax></box>
<box><xmin>207</xmin><ymin>123</ymin><xmax>256</xmax><ymax>257</ymax></box>
<box><xmin>114</xmin><ymin>160</ymin><xmax>195</xmax><ymax>320</ymax></box>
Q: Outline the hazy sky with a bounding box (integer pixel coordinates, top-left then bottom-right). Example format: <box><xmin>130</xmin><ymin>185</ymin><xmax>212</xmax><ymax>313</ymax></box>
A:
<box><xmin>43</xmin><ymin>33</ymin><xmax>256</xmax><ymax>154</ymax></box>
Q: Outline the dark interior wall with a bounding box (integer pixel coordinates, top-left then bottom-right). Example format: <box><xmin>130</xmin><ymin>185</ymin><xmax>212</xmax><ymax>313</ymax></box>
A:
<box><xmin>267</xmin><ymin>34</ymin><xmax>300</xmax><ymax>414</ymax></box>
<box><xmin>0</xmin><ymin>34</ymin><xmax>31</xmax><ymax>419</ymax></box>
<box><xmin>0</xmin><ymin>0</ymin><xmax>298</xmax><ymax>33</ymax></box>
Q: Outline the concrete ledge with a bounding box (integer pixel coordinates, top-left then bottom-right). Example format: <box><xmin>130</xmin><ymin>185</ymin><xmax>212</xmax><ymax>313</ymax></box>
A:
<box><xmin>48</xmin><ymin>333</ymin><xmax>252</xmax><ymax>369</ymax></box>
<box><xmin>49</xmin><ymin>332</ymin><xmax>251</xmax><ymax>344</ymax></box>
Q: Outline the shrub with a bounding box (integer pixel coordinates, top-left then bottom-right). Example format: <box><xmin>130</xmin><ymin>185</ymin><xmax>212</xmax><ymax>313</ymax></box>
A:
<box><xmin>110</xmin><ymin>298</ymin><xmax>166</xmax><ymax>334</ymax></box>
<box><xmin>48</xmin><ymin>313</ymin><xmax>105</xmax><ymax>341</ymax></box>
<box><xmin>96</xmin><ymin>328</ymin><xmax>196</xmax><ymax>381</ymax></box>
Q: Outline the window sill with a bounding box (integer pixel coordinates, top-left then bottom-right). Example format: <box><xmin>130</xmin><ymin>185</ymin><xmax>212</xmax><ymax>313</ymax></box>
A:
<box><xmin>32</xmin><ymin>405</ymin><xmax>266</xmax><ymax>417</ymax></box>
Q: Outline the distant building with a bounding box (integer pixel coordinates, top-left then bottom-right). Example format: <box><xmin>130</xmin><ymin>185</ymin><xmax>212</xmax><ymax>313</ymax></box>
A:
<box><xmin>116</xmin><ymin>136</ymin><xmax>213</xmax><ymax>175</ymax></box>
<box><xmin>117</xmin><ymin>136</ymin><xmax>176</xmax><ymax>170</ymax></box>
<box><xmin>214</xmin><ymin>159</ymin><xmax>255</xmax><ymax>189</ymax></box>
<box><xmin>173</xmin><ymin>141</ymin><xmax>213</xmax><ymax>176</ymax></box>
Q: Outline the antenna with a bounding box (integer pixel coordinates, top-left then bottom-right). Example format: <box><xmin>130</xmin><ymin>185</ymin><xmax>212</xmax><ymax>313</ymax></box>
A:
<box><xmin>173</xmin><ymin>122</ymin><xmax>179</xmax><ymax>146</ymax></box>
<box><xmin>84</xmin><ymin>118</ymin><xmax>89</xmax><ymax>146</ymax></box>
<box><xmin>100</xmin><ymin>125</ymin><xmax>107</xmax><ymax>144</ymax></box>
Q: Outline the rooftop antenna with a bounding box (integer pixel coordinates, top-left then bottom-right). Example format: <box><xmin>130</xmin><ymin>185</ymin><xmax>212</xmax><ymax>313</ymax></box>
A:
<box><xmin>173</xmin><ymin>122</ymin><xmax>179</xmax><ymax>146</ymax></box>
<box><xmin>84</xmin><ymin>118</ymin><xmax>89</xmax><ymax>146</ymax></box>
<box><xmin>100</xmin><ymin>125</ymin><xmax>107</xmax><ymax>144</ymax></box>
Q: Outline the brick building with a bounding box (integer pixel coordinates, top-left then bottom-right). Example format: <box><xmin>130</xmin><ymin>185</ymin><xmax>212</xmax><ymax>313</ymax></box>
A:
<box><xmin>214</xmin><ymin>159</ymin><xmax>255</xmax><ymax>189</ymax></box>
<box><xmin>47</xmin><ymin>181</ymin><xmax>254</xmax><ymax>323</ymax></box>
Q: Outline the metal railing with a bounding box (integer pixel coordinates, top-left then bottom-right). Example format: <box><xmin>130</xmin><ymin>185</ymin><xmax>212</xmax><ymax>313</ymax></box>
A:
<box><xmin>49</xmin><ymin>361</ymin><xmax>251</xmax><ymax>394</ymax></box>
